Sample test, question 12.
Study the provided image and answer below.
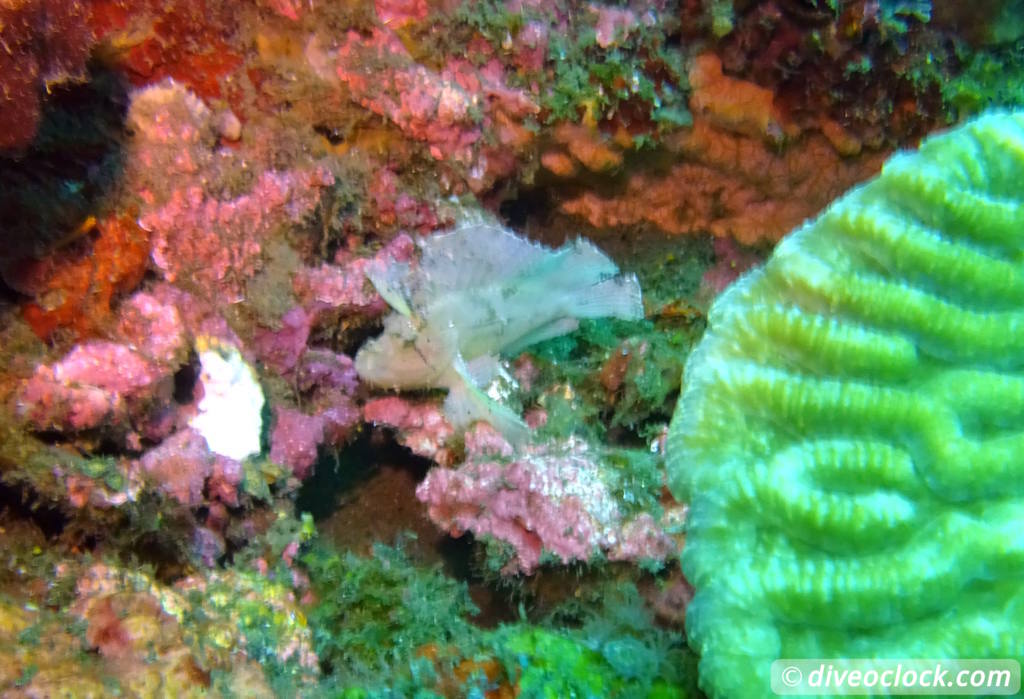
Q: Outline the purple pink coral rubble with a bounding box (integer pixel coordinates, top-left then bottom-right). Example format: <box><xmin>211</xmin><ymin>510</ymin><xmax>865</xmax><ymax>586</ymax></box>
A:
<box><xmin>416</xmin><ymin>435</ymin><xmax>676</xmax><ymax>574</ymax></box>
<box><xmin>329</xmin><ymin>28</ymin><xmax>538</xmax><ymax>191</ymax></box>
<box><xmin>363</xmin><ymin>396</ymin><xmax>458</xmax><ymax>467</ymax></box>
<box><xmin>18</xmin><ymin>341</ymin><xmax>169</xmax><ymax>433</ymax></box>
<box><xmin>142</xmin><ymin>167</ymin><xmax>334</xmax><ymax>302</ymax></box>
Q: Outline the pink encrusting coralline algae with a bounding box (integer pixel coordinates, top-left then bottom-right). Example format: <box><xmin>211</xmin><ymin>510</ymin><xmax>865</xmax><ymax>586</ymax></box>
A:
<box><xmin>590</xmin><ymin>3</ymin><xmax>655</xmax><ymax>48</ymax></box>
<box><xmin>252</xmin><ymin>306</ymin><xmax>315</xmax><ymax>376</ymax></box>
<box><xmin>327</xmin><ymin>27</ymin><xmax>539</xmax><ymax>191</ymax></box>
<box><xmin>115</xmin><ymin>290</ymin><xmax>191</xmax><ymax>368</ymax></box>
<box><xmin>268</xmin><ymin>350</ymin><xmax>361</xmax><ymax>479</ymax></box>
<box><xmin>270</xmin><ymin>408</ymin><xmax>327</xmax><ymax>481</ymax></box>
<box><xmin>16</xmin><ymin>281</ymin><xmax>243</xmax><ymax>441</ymax></box>
<box><xmin>255</xmin><ymin>319</ymin><xmax>362</xmax><ymax>478</ymax></box>
<box><xmin>416</xmin><ymin>433</ymin><xmax>677</xmax><ymax>574</ymax></box>
<box><xmin>125</xmin><ymin>79</ymin><xmax>217</xmax><ymax>186</ymax></box>
<box><xmin>138</xmin><ymin>427</ymin><xmax>240</xmax><ymax>508</ymax></box>
<box><xmin>699</xmin><ymin>235</ymin><xmax>765</xmax><ymax>298</ymax></box>
<box><xmin>293</xmin><ymin>349</ymin><xmax>362</xmax><ymax>443</ymax></box>
<box><xmin>18</xmin><ymin>341</ymin><xmax>169</xmax><ymax>433</ymax></box>
<box><xmin>362</xmin><ymin>396</ymin><xmax>459</xmax><ymax>467</ymax></box>
<box><xmin>372</xmin><ymin>0</ymin><xmax>428</xmax><ymax>26</ymax></box>
<box><xmin>291</xmin><ymin>233</ymin><xmax>416</xmax><ymax>322</ymax></box>
<box><xmin>13</xmin><ymin>264</ymin><xmax>279</xmax><ymax>525</ymax></box>
<box><xmin>366</xmin><ymin>169</ymin><xmax>447</xmax><ymax>233</ymax></box>
<box><xmin>141</xmin><ymin>166</ymin><xmax>335</xmax><ymax>302</ymax></box>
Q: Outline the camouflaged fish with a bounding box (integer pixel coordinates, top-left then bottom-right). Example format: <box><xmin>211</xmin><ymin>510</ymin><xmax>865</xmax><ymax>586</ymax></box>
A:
<box><xmin>354</xmin><ymin>223</ymin><xmax>644</xmax><ymax>442</ymax></box>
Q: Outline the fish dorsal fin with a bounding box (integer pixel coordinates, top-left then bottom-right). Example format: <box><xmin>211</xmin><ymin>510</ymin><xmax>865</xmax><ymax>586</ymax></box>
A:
<box><xmin>365</xmin><ymin>259</ymin><xmax>415</xmax><ymax>318</ymax></box>
<box><xmin>416</xmin><ymin>224</ymin><xmax>551</xmax><ymax>297</ymax></box>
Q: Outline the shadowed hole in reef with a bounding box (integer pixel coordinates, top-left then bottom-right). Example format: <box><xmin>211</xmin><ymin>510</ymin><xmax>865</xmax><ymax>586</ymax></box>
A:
<box><xmin>172</xmin><ymin>351</ymin><xmax>200</xmax><ymax>405</ymax></box>
<box><xmin>0</xmin><ymin>481</ymin><xmax>68</xmax><ymax>539</ymax></box>
<box><xmin>297</xmin><ymin>429</ymin><xmax>519</xmax><ymax>627</ymax></box>
<box><xmin>0</xmin><ymin>59</ymin><xmax>129</xmax><ymax>266</ymax></box>
<box><xmin>499</xmin><ymin>184</ymin><xmax>554</xmax><ymax>231</ymax></box>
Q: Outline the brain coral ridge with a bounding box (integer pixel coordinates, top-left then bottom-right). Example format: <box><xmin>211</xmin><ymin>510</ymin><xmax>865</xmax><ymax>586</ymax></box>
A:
<box><xmin>666</xmin><ymin>111</ymin><xmax>1024</xmax><ymax>699</ymax></box>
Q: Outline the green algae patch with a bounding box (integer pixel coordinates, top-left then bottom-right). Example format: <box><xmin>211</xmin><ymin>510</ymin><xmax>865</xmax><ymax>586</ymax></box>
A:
<box><xmin>522</xmin><ymin>232</ymin><xmax>707</xmax><ymax>446</ymax></box>
<box><xmin>302</xmin><ymin>541</ymin><xmax>479</xmax><ymax>689</ymax></box>
<box><xmin>300</xmin><ymin>539</ymin><xmax>696</xmax><ymax>697</ymax></box>
<box><xmin>944</xmin><ymin>39</ymin><xmax>1024</xmax><ymax>116</ymax></box>
<box><xmin>424</xmin><ymin>0</ymin><xmax>691</xmax><ymax>133</ymax></box>
<box><xmin>529</xmin><ymin>316</ymin><xmax>698</xmax><ymax>444</ymax></box>
<box><xmin>544</xmin><ymin>20</ymin><xmax>690</xmax><ymax>132</ymax></box>
<box><xmin>492</xmin><ymin>581</ymin><xmax>696</xmax><ymax>699</ymax></box>
<box><xmin>497</xmin><ymin>628</ymin><xmax>688</xmax><ymax>699</ymax></box>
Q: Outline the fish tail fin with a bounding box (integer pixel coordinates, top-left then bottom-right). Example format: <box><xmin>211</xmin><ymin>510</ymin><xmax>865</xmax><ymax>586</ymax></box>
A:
<box><xmin>538</xmin><ymin>239</ymin><xmax>644</xmax><ymax>321</ymax></box>
<box><xmin>568</xmin><ymin>273</ymin><xmax>645</xmax><ymax>321</ymax></box>
<box><xmin>544</xmin><ymin>238</ymin><xmax>619</xmax><ymax>287</ymax></box>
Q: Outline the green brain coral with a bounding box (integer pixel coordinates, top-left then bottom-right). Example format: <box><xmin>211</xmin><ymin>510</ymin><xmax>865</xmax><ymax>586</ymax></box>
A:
<box><xmin>666</xmin><ymin>111</ymin><xmax>1024</xmax><ymax>698</ymax></box>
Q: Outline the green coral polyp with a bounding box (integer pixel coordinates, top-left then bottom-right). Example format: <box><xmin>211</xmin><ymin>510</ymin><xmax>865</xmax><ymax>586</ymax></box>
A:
<box><xmin>666</xmin><ymin>112</ymin><xmax>1024</xmax><ymax>698</ymax></box>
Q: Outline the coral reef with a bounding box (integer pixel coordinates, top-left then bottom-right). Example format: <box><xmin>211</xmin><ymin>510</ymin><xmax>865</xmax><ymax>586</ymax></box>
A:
<box><xmin>291</xmin><ymin>233</ymin><xmax>415</xmax><ymax>322</ymax></box>
<box><xmin>535</xmin><ymin>2</ymin><xmax>690</xmax><ymax>131</ymax></box>
<box><xmin>17</xmin><ymin>282</ymin><xmax>208</xmax><ymax>444</ymax></box>
<box><xmin>0</xmin><ymin>558</ymin><xmax>314</xmax><ymax>696</ymax></box>
<box><xmin>142</xmin><ymin>166</ymin><xmax>334</xmax><ymax>302</ymax></box>
<box><xmin>302</xmin><ymin>542</ymin><xmax>696</xmax><ymax>696</ymax></box>
<box><xmin>363</xmin><ymin>396</ymin><xmax>459</xmax><ymax>466</ymax></box>
<box><xmin>11</xmin><ymin>269</ymin><xmax>348</xmax><ymax>569</ymax></box>
<box><xmin>10</xmin><ymin>214</ymin><xmax>151</xmax><ymax>341</ymax></box>
<box><xmin>556</xmin><ymin>88</ymin><xmax>887</xmax><ymax>244</ymax></box>
<box><xmin>90</xmin><ymin>0</ymin><xmax>244</xmax><ymax>100</ymax></box>
<box><xmin>303</xmin><ymin>541</ymin><xmax>479</xmax><ymax>690</ymax></box>
<box><xmin>525</xmin><ymin>315</ymin><xmax>703</xmax><ymax>443</ymax></box>
<box><xmin>667</xmin><ymin>112</ymin><xmax>1024</xmax><ymax>697</ymax></box>
<box><xmin>328</xmin><ymin>27</ymin><xmax>539</xmax><ymax>192</ymax></box>
<box><xmin>711</xmin><ymin>0</ymin><xmax>948</xmax><ymax>145</ymax></box>
<box><xmin>933</xmin><ymin>0</ymin><xmax>1024</xmax><ymax>45</ymax></box>
<box><xmin>494</xmin><ymin>626</ymin><xmax>688</xmax><ymax>698</ymax></box>
<box><xmin>418</xmin><ymin>433</ymin><xmax>678</xmax><ymax>574</ymax></box>
<box><xmin>688</xmin><ymin>52</ymin><xmax>796</xmax><ymax>144</ymax></box>
<box><xmin>3</xmin><ymin>0</ymin><xmax>1022</xmax><ymax>693</ymax></box>
<box><xmin>137</xmin><ymin>428</ymin><xmax>236</xmax><ymax>508</ymax></box>
<box><xmin>0</xmin><ymin>0</ymin><xmax>95</xmax><ymax>150</ymax></box>
<box><xmin>942</xmin><ymin>38</ymin><xmax>1024</xmax><ymax>116</ymax></box>
<box><xmin>699</xmin><ymin>236</ymin><xmax>763</xmax><ymax>298</ymax></box>
<box><xmin>18</xmin><ymin>340</ymin><xmax>169</xmax><ymax>433</ymax></box>
<box><xmin>269</xmin><ymin>349</ymin><xmax>361</xmax><ymax>481</ymax></box>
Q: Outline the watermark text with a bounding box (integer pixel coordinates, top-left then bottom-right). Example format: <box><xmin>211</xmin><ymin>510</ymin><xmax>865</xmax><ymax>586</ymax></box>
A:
<box><xmin>771</xmin><ymin>659</ymin><xmax>1020</xmax><ymax>695</ymax></box>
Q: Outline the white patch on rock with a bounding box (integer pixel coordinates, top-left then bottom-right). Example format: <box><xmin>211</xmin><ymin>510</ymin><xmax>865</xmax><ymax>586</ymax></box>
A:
<box><xmin>189</xmin><ymin>338</ymin><xmax>264</xmax><ymax>461</ymax></box>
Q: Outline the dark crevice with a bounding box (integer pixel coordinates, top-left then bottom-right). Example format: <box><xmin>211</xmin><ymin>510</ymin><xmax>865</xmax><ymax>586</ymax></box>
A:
<box><xmin>172</xmin><ymin>352</ymin><xmax>200</xmax><ymax>405</ymax></box>
<box><xmin>0</xmin><ymin>480</ymin><xmax>68</xmax><ymax>539</ymax></box>
<box><xmin>0</xmin><ymin>59</ymin><xmax>129</xmax><ymax>265</ymax></box>
<box><xmin>297</xmin><ymin>428</ymin><xmax>435</xmax><ymax>522</ymax></box>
